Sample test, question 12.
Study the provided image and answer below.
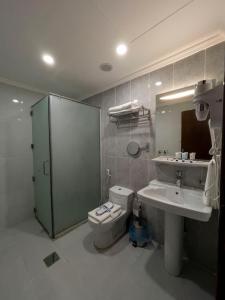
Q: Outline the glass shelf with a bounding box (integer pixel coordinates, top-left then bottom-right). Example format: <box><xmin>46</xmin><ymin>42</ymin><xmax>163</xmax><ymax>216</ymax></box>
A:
<box><xmin>152</xmin><ymin>156</ymin><xmax>209</xmax><ymax>168</ymax></box>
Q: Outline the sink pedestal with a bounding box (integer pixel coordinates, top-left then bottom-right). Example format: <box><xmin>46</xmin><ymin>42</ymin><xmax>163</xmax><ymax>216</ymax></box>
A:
<box><xmin>164</xmin><ymin>212</ymin><xmax>184</xmax><ymax>276</ymax></box>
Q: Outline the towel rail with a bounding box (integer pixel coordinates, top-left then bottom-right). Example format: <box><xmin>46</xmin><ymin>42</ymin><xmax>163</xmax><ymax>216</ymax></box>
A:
<box><xmin>109</xmin><ymin>106</ymin><xmax>151</xmax><ymax>128</ymax></box>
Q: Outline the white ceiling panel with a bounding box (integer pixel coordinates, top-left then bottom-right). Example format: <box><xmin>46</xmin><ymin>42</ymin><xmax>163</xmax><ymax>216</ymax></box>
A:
<box><xmin>0</xmin><ymin>0</ymin><xmax>224</xmax><ymax>99</ymax></box>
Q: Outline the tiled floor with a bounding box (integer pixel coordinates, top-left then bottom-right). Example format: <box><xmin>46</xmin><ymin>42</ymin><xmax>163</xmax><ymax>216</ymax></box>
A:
<box><xmin>0</xmin><ymin>218</ymin><xmax>215</xmax><ymax>300</ymax></box>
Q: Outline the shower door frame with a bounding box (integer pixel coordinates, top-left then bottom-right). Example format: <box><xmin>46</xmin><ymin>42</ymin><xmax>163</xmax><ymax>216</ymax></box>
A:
<box><xmin>31</xmin><ymin>96</ymin><xmax>55</xmax><ymax>238</ymax></box>
<box><xmin>216</xmin><ymin>55</ymin><xmax>225</xmax><ymax>299</ymax></box>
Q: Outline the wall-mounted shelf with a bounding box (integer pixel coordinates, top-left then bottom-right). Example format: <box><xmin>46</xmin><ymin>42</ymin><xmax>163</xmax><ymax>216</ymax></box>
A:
<box><xmin>109</xmin><ymin>106</ymin><xmax>150</xmax><ymax>128</ymax></box>
<box><xmin>152</xmin><ymin>156</ymin><xmax>209</xmax><ymax>168</ymax></box>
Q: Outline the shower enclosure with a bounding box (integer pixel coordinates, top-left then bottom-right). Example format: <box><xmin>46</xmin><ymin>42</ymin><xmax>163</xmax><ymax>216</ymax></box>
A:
<box><xmin>31</xmin><ymin>94</ymin><xmax>100</xmax><ymax>238</ymax></box>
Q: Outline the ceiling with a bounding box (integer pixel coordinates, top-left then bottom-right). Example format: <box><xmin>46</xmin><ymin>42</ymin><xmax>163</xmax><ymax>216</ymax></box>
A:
<box><xmin>0</xmin><ymin>0</ymin><xmax>225</xmax><ymax>100</ymax></box>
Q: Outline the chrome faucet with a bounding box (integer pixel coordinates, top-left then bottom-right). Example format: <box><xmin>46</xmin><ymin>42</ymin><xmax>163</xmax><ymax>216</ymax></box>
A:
<box><xmin>176</xmin><ymin>170</ymin><xmax>183</xmax><ymax>187</ymax></box>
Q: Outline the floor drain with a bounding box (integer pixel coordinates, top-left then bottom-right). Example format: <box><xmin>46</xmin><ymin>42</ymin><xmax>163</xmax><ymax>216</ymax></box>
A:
<box><xmin>43</xmin><ymin>252</ymin><xmax>60</xmax><ymax>267</ymax></box>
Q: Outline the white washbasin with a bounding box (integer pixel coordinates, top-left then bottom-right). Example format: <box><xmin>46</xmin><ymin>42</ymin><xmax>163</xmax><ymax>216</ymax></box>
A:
<box><xmin>137</xmin><ymin>180</ymin><xmax>212</xmax><ymax>222</ymax></box>
<box><xmin>138</xmin><ymin>180</ymin><xmax>213</xmax><ymax>276</ymax></box>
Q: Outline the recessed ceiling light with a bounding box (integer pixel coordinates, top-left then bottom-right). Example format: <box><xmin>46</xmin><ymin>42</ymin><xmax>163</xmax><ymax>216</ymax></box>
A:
<box><xmin>160</xmin><ymin>89</ymin><xmax>195</xmax><ymax>101</ymax></box>
<box><xmin>42</xmin><ymin>54</ymin><xmax>55</xmax><ymax>66</ymax></box>
<box><xmin>116</xmin><ymin>44</ymin><xmax>128</xmax><ymax>56</ymax></box>
<box><xmin>12</xmin><ymin>99</ymin><xmax>19</xmax><ymax>103</ymax></box>
<box><xmin>100</xmin><ymin>63</ymin><xmax>113</xmax><ymax>72</ymax></box>
<box><xmin>155</xmin><ymin>81</ymin><xmax>162</xmax><ymax>86</ymax></box>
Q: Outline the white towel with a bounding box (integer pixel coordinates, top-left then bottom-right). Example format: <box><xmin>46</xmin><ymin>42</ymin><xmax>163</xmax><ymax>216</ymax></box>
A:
<box><xmin>108</xmin><ymin>100</ymin><xmax>139</xmax><ymax>113</ymax></box>
<box><xmin>108</xmin><ymin>106</ymin><xmax>141</xmax><ymax>116</ymax></box>
<box><xmin>209</xmin><ymin>119</ymin><xmax>222</xmax><ymax>156</ymax></box>
<box><xmin>203</xmin><ymin>158</ymin><xmax>220</xmax><ymax>209</ymax></box>
<box><xmin>95</xmin><ymin>201</ymin><xmax>114</xmax><ymax>215</ymax></box>
<box><xmin>88</xmin><ymin>203</ymin><xmax>121</xmax><ymax>223</ymax></box>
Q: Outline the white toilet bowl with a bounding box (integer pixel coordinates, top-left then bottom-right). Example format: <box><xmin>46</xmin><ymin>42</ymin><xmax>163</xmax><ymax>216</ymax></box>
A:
<box><xmin>88</xmin><ymin>186</ymin><xmax>134</xmax><ymax>249</ymax></box>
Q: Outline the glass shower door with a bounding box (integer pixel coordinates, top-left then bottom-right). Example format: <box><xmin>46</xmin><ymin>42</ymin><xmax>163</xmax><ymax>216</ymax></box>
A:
<box><xmin>32</xmin><ymin>96</ymin><xmax>53</xmax><ymax>236</ymax></box>
<box><xmin>49</xmin><ymin>95</ymin><xmax>100</xmax><ymax>235</ymax></box>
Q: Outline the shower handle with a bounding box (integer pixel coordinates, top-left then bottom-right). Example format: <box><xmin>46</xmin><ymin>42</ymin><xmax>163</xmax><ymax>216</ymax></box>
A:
<box><xmin>43</xmin><ymin>160</ymin><xmax>49</xmax><ymax>176</ymax></box>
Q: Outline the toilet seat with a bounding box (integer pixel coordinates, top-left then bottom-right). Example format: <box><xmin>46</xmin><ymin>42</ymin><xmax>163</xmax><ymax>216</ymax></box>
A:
<box><xmin>103</xmin><ymin>209</ymin><xmax>122</xmax><ymax>223</ymax></box>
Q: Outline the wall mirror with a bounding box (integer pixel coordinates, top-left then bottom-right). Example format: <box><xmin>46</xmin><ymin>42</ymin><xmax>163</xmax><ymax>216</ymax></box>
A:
<box><xmin>127</xmin><ymin>141</ymin><xmax>140</xmax><ymax>157</ymax></box>
<box><xmin>155</xmin><ymin>86</ymin><xmax>211</xmax><ymax>160</ymax></box>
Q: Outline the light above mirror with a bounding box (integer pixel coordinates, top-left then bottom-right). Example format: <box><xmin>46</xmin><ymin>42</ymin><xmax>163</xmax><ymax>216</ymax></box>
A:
<box><xmin>155</xmin><ymin>81</ymin><xmax>162</xmax><ymax>86</ymax></box>
<box><xmin>160</xmin><ymin>89</ymin><xmax>194</xmax><ymax>101</ymax></box>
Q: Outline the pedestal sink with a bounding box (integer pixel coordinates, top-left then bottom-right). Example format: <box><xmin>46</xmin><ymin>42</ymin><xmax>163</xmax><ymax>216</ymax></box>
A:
<box><xmin>137</xmin><ymin>180</ymin><xmax>212</xmax><ymax>276</ymax></box>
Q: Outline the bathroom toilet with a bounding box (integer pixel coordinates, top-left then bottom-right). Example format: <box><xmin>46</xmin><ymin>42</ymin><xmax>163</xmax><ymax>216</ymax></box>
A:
<box><xmin>88</xmin><ymin>186</ymin><xmax>134</xmax><ymax>249</ymax></box>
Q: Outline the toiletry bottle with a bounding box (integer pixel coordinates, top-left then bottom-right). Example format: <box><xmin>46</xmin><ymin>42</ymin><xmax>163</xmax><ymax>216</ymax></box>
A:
<box><xmin>181</xmin><ymin>149</ymin><xmax>188</xmax><ymax>160</ymax></box>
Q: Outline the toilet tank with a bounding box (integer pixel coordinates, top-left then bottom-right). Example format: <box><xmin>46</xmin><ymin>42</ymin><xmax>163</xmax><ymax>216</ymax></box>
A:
<box><xmin>109</xmin><ymin>186</ymin><xmax>134</xmax><ymax>213</ymax></box>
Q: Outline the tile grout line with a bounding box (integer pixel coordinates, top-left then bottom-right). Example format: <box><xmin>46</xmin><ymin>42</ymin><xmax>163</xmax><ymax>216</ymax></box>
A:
<box><xmin>172</xmin><ymin>63</ymin><xmax>175</xmax><ymax>89</ymax></box>
<box><xmin>129</xmin><ymin>80</ymin><xmax>132</xmax><ymax>188</ymax></box>
<box><xmin>114</xmin><ymin>87</ymin><xmax>117</xmax><ymax>186</ymax></box>
<box><xmin>203</xmin><ymin>49</ymin><xmax>207</xmax><ymax>80</ymax></box>
<box><xmin>148</xmin><ymin>72</ymin><xmax>153</xmax><ymax>181</ymax></box>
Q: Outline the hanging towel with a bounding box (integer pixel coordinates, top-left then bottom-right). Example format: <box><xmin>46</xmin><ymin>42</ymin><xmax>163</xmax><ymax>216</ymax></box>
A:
<box><xmin>204</xmin><ymin>119</ymin><xmax>221</xmax><ymax>209</ymax></box>
<box><xmin>203</xmin><ymin>158</ymin><xmax>220</xmax><ymax>209</ymax></box>
<box><xmin>108</xmin><ymin>100</ymin><xmax>139</xmax><ymax>113</ymax></box>
<box><xmin>88</xmin><ymin>203</ymin><xmax>121</xmax><ymax>223</ymax></box>
<box><xmin>209</xmin><ymin>119</ymin><xmax>222</xmax><ymax>156</ymax></box>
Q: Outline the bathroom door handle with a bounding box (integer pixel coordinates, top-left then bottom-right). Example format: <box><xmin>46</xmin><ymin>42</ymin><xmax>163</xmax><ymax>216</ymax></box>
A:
<box><xmin>43</xmin><ymin>160</ymin><xmax>49</xmax><ymax>176</ymax></box>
